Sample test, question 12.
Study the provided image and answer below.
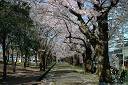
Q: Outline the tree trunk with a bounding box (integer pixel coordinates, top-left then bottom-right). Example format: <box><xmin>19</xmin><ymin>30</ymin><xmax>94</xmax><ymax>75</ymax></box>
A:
<box><xmin>82</xmin><ymin>44</ymin><xmax>92</xmax><ymax>73</ymax></box>
<box><xmin>2</xmin><ymin>36</ymin><xmax>7</xmax><ymax>80</ymax></box>
<box><xmin>97</xmin><ymin>13</ymin><xmax>112</xmax><ymax>83</ymax></box>
<box><xmin>27</xmin><ymin>56</ymin><xmax>30</xmax><ymax>67</ymax></box>
<box><xmin>13</xmin><ymin>52</ymin><xmax>18</xmax><ymax>73</ymax></box>
<box><xmin>24</xmin><ymin>53</ymin><xmax>27</xmax><ymax>68</ymax></box>
<box><xmin>42</xmin><ymin>54</ymin><xmax>46</xmax><ymax>71</ymax></box>
<box><xmin>46</xmin><ymin>56</ymin><xmax>48</xmax><ymax>69</ymax></box>
<box><xmin>7</xmin><ymin>50</ymin><xmax>9</xmax><ymax>64</ymax></box>
<box><xmin>11</xmin><ymin>48</ymin><xmax>15</xmax><ymax>73</ymax></box>
<box><xmin>39</xmin><ymin>52</ymin><xmax>43</xmax><ymax>71</ymax></box>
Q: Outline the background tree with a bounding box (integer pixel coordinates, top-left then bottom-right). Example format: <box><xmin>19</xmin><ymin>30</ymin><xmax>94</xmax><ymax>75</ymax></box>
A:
<box><xmin>0</xmin><ymin>0</ymin><xmax>33</xmax><ymax>79</ymax></box>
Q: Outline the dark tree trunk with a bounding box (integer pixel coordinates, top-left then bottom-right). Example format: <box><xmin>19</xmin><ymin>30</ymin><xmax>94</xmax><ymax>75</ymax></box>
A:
<box><xmin>82</xmin><ymin>54</ymin><xmax>91</xmax><ymax>73</ymax></box>
<box><xmin>82</xmin><ymin>43</ymin><xmax>92</xmax><ymax>73</ymax></box>
<box><xmin>2</xmin><ymin>36</ymin><xmax>7</xmax><ymax>80</ymax></box>
<box><xmin>45</xmin><ymin>56</ymin><xmax>48</xmax><ymax>69</ymax></box>
<box><xmin>24</xmin><ymin>56</ymin><xmax>27</xmax><ymax>68</ymax></box>
<box><xmin>13</xmin><ymin>52</ymin><xmax>18</xmax><ymax>73</ymax></box>
<box><xmin>24</xmin><ymin>53</ymin><xmax>27</xmax><ymax>68</ymax></box>
<box><xmin>39</xmin><ymin>62</ymin><xmax>43</xmax><ymax>71</ymax></box>
<box><xmin>39</xmin><ymin>52</ymin><xmax>43</xmax><ymax>71</ymax></box>
<box><xmin>11</xmin><ymin>48</ymin><xmax>15</xmax><ymax>73</ymax></box>
<box><xmin>7</xmin><ymin>50</ymin><xmax>9</xmax><ymax>64</ymax></box>
<box><xmin>42</xmin><ymin>55</ymin><xmax>46</xmax><ymax>71</ymax></box>
<box><xmin>97</xmin><ymin>13</ymin><xmax>112</xmax><ymax>83</ymax></box>
<box><xmin>27</xmin><ymin>56</ymin><xmax>30</xmax><ymax>67</ymax></box>
<box><xmin>82</xmin><ymin>52</ymin><xmax>86</xmax><ymax>73</ymax></box>
<box><xmin>24</xmin><ymin>49</ymin><xmax>29</xmax><ymax>68</ymax></box>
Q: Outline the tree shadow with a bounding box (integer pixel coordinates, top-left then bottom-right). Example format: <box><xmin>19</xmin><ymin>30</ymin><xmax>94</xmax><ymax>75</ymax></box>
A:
<box><xmin>0</xmin><ymin>70</ymin><xmax>41</xmax><ymax>85</ymax></box>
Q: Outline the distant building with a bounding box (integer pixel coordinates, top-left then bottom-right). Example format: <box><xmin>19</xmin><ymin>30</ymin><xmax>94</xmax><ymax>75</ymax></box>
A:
<box><xmin>109</xmin><ymin>42</ymin><xmax>128</xmax><ymax>68</ymax></box>
<box><xmin>122</xmin><ymin>43</ymin><xmax>128</xmax><ymax>67</ymax></box>
<box><xmin>111</xmin><ymin>54</ymin><xmax>119</xmax><ymax>70</ymax></box>
<box><xmin>122</xmin><ymin>43</ymin><xmax>128</xmax><ymax>60</ymax></box>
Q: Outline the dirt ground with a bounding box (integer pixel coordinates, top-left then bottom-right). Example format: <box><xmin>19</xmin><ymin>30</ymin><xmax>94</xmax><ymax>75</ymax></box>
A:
<box><xmin>0</xmin><ymin>64</ymin><xmax>42</xmax><ymax>85</ymax></box>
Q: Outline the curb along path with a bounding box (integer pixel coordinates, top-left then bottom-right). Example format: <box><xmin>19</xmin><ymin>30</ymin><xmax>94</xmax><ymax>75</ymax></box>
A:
<box><xmin>37</xmin><ymin>62</ymin><xmax>56</xmax><ymax>81</ymax></box>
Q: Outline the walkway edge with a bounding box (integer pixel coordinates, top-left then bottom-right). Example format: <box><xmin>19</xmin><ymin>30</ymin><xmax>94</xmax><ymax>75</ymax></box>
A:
<box><xmin>37</xmin><ymin>62</ymin><xmax>56</xmax><ymax>81</ymax></box>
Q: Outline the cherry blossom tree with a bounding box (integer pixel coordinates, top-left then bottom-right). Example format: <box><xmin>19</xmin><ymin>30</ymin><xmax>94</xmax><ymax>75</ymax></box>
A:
<box><xmin>44</xmin><ymin>0</ymin><xmax>120</xmax><ymax>83</ymax></box>
<box><xmin>21</xmin><ymin>0</ymin><xmax>128</xmax><ymax>83</ymax></box>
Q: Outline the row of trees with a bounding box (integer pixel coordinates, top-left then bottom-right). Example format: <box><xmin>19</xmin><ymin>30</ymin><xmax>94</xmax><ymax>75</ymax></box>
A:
<box><xmin>0</xmin><ymin>0</ymin><xmax>57</xmax><ymax>80</ymax></box>
<box><xmin>1</xmin><ymin>0</ymin><xmax>126</xmax><ymax>84</ymax></box>
<box><xmin>0</xmin><ymin>0</ymin><xmax>33</xmax><ymax>79</ymax></box>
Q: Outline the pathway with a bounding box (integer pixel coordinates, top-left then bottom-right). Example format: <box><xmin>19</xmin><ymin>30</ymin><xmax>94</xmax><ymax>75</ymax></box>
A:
<box><xmin>40</xmin><ymin>63</ymin><xmax>99</xmax><ymax>85</ymax></box>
